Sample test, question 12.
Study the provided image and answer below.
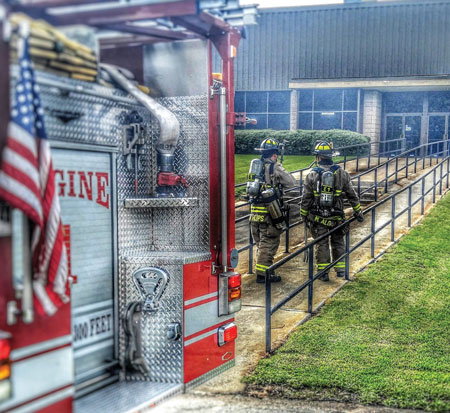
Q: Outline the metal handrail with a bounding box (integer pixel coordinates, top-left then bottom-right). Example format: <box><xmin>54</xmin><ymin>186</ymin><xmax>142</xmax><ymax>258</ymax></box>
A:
<box><xmin>235</xmin><ymin>138</ymin><xmax>406</xmax><ymax>220</ymax></box>
<box><xmin>264</xmin><ymin>154</ymin><xmax>450</xmax><ymax>352</ymax></box>
<box><xmin>234</xmin><ymin>137</ymin><xmax>405</xmax><ymax>193</ymax></box>
<box><xmin>237</xmin><ymin>139</ymin><xmax>449</xmax><ymax>274</ymax></box>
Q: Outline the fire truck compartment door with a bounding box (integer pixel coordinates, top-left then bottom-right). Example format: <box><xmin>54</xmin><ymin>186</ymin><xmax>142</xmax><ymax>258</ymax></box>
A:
<box><xmin>53</xmin><ymin>148</ymin><xmax>117</xmax><ymax>394</ymax></box>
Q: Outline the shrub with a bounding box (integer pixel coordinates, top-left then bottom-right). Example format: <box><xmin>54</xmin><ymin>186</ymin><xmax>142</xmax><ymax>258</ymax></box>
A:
<box><xmin>235</xmin><ymin>129</ymin><xmax>370</xmax><ymax>156</ymax></box>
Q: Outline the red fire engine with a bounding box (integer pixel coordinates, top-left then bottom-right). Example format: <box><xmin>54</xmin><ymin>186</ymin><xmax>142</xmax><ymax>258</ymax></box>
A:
<box><xmin>0</xmin><ymin>1</ymin><xmax>257</xmax><ymax>411</ymax></box>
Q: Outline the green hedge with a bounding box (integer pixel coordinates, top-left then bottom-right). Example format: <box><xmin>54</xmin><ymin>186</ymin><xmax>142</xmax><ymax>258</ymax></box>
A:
<box><xmin>234</xmin><ymin>129</ymin><xmax>370</xmax><ymax>156</ymax></box>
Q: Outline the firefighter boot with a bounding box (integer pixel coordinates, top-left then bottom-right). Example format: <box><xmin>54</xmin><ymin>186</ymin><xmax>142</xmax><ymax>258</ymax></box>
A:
<box><xmin>319</xmin><ymin>272</ymin><xmax>329</xmax><ymax>282</ymax></box>
<box><xmin>256</xmin><ymin>273</ymin><xmax>282</xmax><ymax>283</ymax></box>
<box><xmin>336</xmin><ymin>271</ymin><xmax>345</xmax><ymax>278</ymax></box>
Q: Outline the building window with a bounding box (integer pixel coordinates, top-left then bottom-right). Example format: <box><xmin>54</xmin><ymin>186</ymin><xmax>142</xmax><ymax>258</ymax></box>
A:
<box><xmin>235</xmin><ymin>90</ymin><xmax>291</xmax><ymax>130</ymax></box>
<box><xmin>298</xmin><ymin>89</ymin><xmax>359</xmax><ymax>131</ymax></box>
<box><xmin>384</xmin><ymin>92</ymin><xmax>424</xmax><ymax>114</ymax></box>
<box><xmin>428</xmin><ymin>92</ymin><xmax>450</xmax><ymax>113</ymax></box>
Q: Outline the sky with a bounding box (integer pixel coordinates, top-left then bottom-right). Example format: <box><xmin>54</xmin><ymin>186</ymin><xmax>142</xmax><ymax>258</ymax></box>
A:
<box><xmin>239</xmin><ymin>0</ymin><xmax>344</xmax><ymax>8</ymax></box>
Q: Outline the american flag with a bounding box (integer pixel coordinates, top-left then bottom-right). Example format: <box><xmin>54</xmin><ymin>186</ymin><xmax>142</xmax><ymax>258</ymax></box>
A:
<box><xmin>0</xmin><ymin>28</ymin><xmax>69</xmax><ymax>316</ymax></box>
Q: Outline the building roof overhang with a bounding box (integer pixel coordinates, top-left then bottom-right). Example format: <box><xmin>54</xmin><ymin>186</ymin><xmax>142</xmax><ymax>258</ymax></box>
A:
<box><xmin>289</xmin><ymin>76</ymin><xmax>450</xmax><ymax>92</ymax></box>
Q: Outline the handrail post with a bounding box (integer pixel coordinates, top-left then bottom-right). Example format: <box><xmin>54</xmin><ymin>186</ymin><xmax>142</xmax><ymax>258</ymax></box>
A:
<box><xmin>408</xmin><ymin>186</ymin><xmax>412</xmax><ymax>227</ymax></box>
<box><xmin>406</xmin><ymin>154</ymin><xmax>409</xmax><ymax>179</ymax></box>
<box><xmin>356</xmin><ymin>145</ymin><xmax>360</xmax><ymax>172</ymax></box>
<box><xmin>414</xmin><ymin>153</ymin><xmax>417</xmax><ymax>173</ymax></box>
<box><xmin>299</xmin><ymin>170</ymin><xmax>303</xmax><ymax>196</ymax></box>
<box><xmin>374</xmin><ymin>168</ymin><xmax>378</xmax><ymax>201</ymax></box>
<box><xmin>432</xmin><ymin>168</ymin><xmax>436</xmax><ymax>203</ymax></box>
<box><xmin>344</xmin><ymin>152</ymin><xmax>347</xmax><ymax>170</ymax></box>
<box><xmin>421</xmin><ymin>177</ymin><xmax>425</xmax><ymax>215</ymax></box>
<box><xmin>447</xmin><ymin>158</ymin><xmax>449</xmax><ymax>189</ymax></box>
<box><xmin>439</xmin><ymin>162</ymin><xmax>443</xmax><ymax>196</ymax></box>
<box><xmin>265</xmin><ymin>269</ymin><xmax>272</xmax><ymax>353</ymax></box>
<box><xmin>285</xmin><ymin>225</ymin><xmax>290</xmax><ymax>253</ymax></box>
<box><xmin>249</xmin><ymin>221</ymin><xmax>254</xmax><ymax>274</ymax></box>
<box><xmin>371</xmin><ymin>208</ymin><xmax>375</xmax><ymax>258</ymax></box>
<box><xmin>385</xmin><ymin>162</ymin><xmax>389</xmax><ymax>193</ymax></box>
<box><xmin>345</xmin><ymin>230</ymin><xmax>350</xmax><ymax>281</ymax></box>
<box><xmin>357</xmin><ymin>176</ymin><xmax>361</xmax><ymax>197</ymax></box>
<box><xmin>308</xmin><ymin>246</ymin><xmax>314</xmax><ymax>313</ymax></box>
<box><xmin>391</xmin><ymin>197</ymin><xmax>395</xmax><ymax>242</ymax></box>
<box><xmin>368</xmin><ymin>143</ymin><xmax>371</xmax><ymax>169</ymax></box>
<box><xmin>395</xmin><ymin>157</ymin><xmax>399</xmax><ymax>183</ymax></box>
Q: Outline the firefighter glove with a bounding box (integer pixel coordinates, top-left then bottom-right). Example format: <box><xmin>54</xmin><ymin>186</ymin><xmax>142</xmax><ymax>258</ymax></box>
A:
<box><xmin>354</xmin><ymin>210</ymin><xmax>364</xmax><ymax>223</ymax></box>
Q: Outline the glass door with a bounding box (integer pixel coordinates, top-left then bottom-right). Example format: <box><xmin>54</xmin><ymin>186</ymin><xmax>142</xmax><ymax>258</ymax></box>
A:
<box><xmin>384</xmin><ymin>116</ymin><xmax>403</xmax><ymax>155</ymax></box>
<box><xmin>385</xmin><ymin>115</ymin><xmax>422</xmax><ymax>155</ymax></box>
<box><xmin>428</xmin><ymin>115</ymin><xmax>448</xmax><ymax>156</ymax></box>
<box><xmin>404</xmin><ymin>116</ymin><xmax>421</xmax><ymax>152</ymax></box>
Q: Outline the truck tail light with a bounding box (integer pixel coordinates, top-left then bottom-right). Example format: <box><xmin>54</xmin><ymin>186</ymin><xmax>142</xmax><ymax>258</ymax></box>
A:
<box><xmin>228</xmin><ymin>287</ymin><xmax>241</xmax><ymax>301</ymax></box>
<box><xmin>219</xmin><ymin>272</ymin><xmax>242</xmax><ymax>316</ymax></box>
<box><xmin>228</xmin><ymin>274</ymin><xmax>241</xmax><ymax>302</ymax></box>
<box><xmin>228</xmin><ymin>274</ymin><xmax>241</xmax><ymax>288</ymax></box>
<box><xmin>0</xmin><ymin>331</ymin><xmax>12</xmax><ymax>402</ymax></box>
<box><xmin>218</xmin><ymin>322</ymin><xmax>237</xmax><ymax>346</ymax></box>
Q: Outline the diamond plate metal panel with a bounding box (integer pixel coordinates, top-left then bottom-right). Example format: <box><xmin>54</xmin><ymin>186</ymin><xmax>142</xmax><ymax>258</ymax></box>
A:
<box><xmin>117</xmin><ymin>95</ymin><xmax>211</xmax><ymax>255</ymax></box>
<box><xmin>14</xmin><ymin>70</ymin><xmax>148</xmax><ymax>148</ymax></box>
<box><xmin>116</xmin><ymin>94</ymin><xmax>211</xmax><ymax>383</ymax></box>
<box><xmin>74</xmin><ymin>381</ymin><xmax>183</xmax><ymax>413</ymax></box>
<box><xmin>120</xmin><ymin>255</ymin><xmax>182</xmax><ymax>383</ymax></box>
<box><xmin>124</xmin><ymin>198</ymin><xmax>199</xmax><ymax>208</ymax></box>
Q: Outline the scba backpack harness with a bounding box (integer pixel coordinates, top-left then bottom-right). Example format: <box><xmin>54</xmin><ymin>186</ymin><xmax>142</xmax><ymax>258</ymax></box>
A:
<box><xmin>246</xmin><ymin>160</ymin><xmax>286</xmax><ymax>229</ymax></box>
<box><xmin>310</xmin><ymin>164</ymin><xmax>344</xmax><ymax>228</ymax></box>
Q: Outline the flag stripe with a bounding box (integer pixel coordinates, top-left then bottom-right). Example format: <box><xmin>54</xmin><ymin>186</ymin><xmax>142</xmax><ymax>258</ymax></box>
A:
<box><xmin>0</xmin><ymin>171</ymin><xmax>43</xmax><ymax>223</ymax></box>
<box><xmin>1</xmin><ymin>161</ymin><xmax>42</xmax><ymax>201</ymax></box>
<box><xmin>39</xmin><ymin>140</ymin><xmax>51</xmax><ymax>197</ymax></box>
<box><xmin>3</xmin><ymin>147</ymin><xmax>40</xmax><ymax>187</ymax></box>
<box><xmin>6</xmin><ymin>136</ymin><xmax>38</xmax><ymax>166</ymax></box>
<box><xmin>8</xmin><ymin>122</ymin><xmax>38</xmax><ymax>157</ymax></box>
<box><xmin>33</xmin><ymin>280</ymin><xmax>58</xmax><ymax>316</ymax></box>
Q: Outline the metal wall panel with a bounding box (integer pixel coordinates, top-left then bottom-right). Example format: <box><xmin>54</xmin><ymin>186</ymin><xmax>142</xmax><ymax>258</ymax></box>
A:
<box><xmin>235</xmin><ymin>2</ymin><xmax>450</xmax><ymax>90</ymax></box>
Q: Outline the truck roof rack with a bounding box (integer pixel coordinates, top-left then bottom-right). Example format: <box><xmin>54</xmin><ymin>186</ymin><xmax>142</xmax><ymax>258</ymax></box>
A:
<box><xmin>8</xmin><ymin>0</ymin><xmax>258</xmax><ymax>46</ymax></box>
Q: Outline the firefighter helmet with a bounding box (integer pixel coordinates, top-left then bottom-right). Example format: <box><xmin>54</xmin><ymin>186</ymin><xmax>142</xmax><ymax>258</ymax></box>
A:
<box><xmin>258</xmin><ymin>138</ymin><xmax>279</xmax><ymax>157</ymax></box>
<box><xmin>313</xmin><ymin>140</ymin><xmax>333</xmax><ymax>159</ymax></box>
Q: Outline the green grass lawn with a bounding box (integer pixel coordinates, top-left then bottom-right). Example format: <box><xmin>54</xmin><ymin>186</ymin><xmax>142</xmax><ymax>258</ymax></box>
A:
<box><xmin>244</xmin><ymin>194</ymin><xmax>450</xmax><ymax>412</ymax></box>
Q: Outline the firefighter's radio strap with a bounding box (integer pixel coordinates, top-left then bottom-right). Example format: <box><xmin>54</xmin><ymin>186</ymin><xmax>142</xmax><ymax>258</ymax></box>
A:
<box><xmin>310</xmin><ymin>164</ymin><xmax>344</xmax><ymax>228</ymax></box>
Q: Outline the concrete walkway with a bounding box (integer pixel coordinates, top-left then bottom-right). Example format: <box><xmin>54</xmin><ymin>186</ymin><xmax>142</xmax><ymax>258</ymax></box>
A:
<box><xmin>151</xmin><ymin>393</ymin><xmax>422</xmax><ymax>413</ymax></box>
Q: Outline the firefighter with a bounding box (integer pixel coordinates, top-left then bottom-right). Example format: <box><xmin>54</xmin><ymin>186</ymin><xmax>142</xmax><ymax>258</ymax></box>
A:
<box><xmin>248</xmin><ymin>138</ymin><xmax>296</xmax><ymax>283</ymax></box>
<box><xmin>300</xmin><ymin>140</ymin><xmax>364</xmax><ymax>281</ymax></box>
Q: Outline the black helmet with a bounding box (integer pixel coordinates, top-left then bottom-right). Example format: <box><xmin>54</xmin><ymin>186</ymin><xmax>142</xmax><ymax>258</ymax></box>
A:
<box><xmin>313</xmin><ymin>140</ymin><xmax>333</xmax><ymax>159</ymax></box>
<box><xmin>258</xmin><ymin>138</ymin><xmax>279</xmax><ymax>158</ymax></box>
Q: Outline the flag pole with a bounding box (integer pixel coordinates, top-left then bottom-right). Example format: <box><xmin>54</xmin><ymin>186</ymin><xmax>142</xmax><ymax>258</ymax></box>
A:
<box><xmin>20</xmin><ymin>211</ymin><xmax>34</xmax><ymax>323</ymax></box>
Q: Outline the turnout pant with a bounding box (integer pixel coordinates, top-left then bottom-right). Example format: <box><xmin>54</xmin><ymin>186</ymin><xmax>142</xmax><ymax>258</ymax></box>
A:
<box><xmin>251</xmin><ymin>222</ymin><xmax>282</xmax><ymax>276</ymax></box>
<box><xmin>310</xmin><ymin>224</ymin><xmax>346</xmax><ymax>274</ymax></box>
